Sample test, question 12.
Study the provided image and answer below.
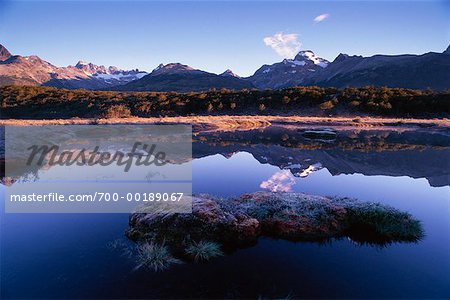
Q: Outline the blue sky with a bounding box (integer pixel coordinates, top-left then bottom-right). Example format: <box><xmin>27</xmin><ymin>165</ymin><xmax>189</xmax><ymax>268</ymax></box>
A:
<box><xmin>0</xmin><ymin>1</ymin><xmax>448</xmax><ymax>76</ymax></box>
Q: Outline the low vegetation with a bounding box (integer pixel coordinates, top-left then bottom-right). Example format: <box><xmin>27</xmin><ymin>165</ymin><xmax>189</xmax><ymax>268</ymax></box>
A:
<box><xmin>135</xmin><ymin>242</ymin><xmax>181</xmax><ymax>272</ymax></box>
<box><xmin>345</xmin><ymin>203</ymin><xmax>424</xmax><ymax>243</ymax></box>
<box><xmin>127</xmin><ymin>192</ymin><xmax>424</xmax><ymax>248</ymax></box>
<box><xmin>185</xmin><ymin>240</ymin><xmax>224</xmax><ymax>262</ymax></box>
<box><xmin>1</xmin><ymin>85</ymin><xmax>449</xmax><ymax>119</ymax></box>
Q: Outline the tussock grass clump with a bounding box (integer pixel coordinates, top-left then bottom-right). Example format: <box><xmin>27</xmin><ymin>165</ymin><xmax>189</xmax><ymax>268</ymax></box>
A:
<box><xmin>346</xmin><ymin>203</ymin><xmax>424</xmax><ymax>243</ymax></box>
<box><xmin>135</xmin><ymin>242</ymin><xmax>180</xmax><ymax>271</ymax></box>
<box><xmin>185</xmin><ymin>240</ymin><xmax>223</xmax><ymax>262</ymax></box>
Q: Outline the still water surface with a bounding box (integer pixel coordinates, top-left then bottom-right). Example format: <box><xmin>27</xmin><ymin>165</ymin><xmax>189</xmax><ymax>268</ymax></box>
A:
<box><xmin>1</xmin><ymin>127</ymin><xmax>449</xmax><ymax>299</ymax></box>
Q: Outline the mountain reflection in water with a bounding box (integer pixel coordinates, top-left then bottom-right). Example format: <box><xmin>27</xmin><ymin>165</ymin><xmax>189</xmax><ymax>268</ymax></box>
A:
<box><xmin>1</xmin><ymin>125</ymin><xmax>449</xmax><ymax>187</ymax></box>
<box><xmin>192</xmin><ymin>126</ymin><xmax>450</xmax><ymax>187</ymax></box>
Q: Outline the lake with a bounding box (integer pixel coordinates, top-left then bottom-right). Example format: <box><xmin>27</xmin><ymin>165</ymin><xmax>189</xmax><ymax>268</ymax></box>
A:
<box><xmin>1</xmin><ymin>125</ymin><xmax>449</xmax><ymax>299</ymax></box>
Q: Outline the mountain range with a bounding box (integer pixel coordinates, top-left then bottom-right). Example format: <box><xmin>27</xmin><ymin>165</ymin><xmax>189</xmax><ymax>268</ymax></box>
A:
<box><xmin>0</xmin><ymin>43</ymin><xmax>448</xmax><ymax>92</ymax></box>
<box><xmin>112</xmin><ymin>63</ymin><xmax>254</xmax><ymax>92</ymax></box>
<box><xmin>0</xmin><ymin>44</ymin><xmax>147</xmax><ymax>89</ymax></box>
<box><xmin>303</xmin><ymin>47</ymin><xmax>450</xmax><ymax>90</ymax></box>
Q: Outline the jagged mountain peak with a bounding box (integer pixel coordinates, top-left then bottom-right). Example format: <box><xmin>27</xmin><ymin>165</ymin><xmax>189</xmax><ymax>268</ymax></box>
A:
<box><xmin>73</xmin><ymin>60</ymin><xmax>108</xmax><ymax>75</ymax></box>
<box><xmin>7</xmin><ymin>55</ymin><xmax>50</xmax><ymax>65</ymax></box>
<box><xmin>0</xmin><ymin>43</ymin><xmax>148</xmax><ymax>89</ymax></box>
<box><xmin>333</xmin><ymin>53</ymin><xmax>364</xmax><ymax>63</ymax></box>
<box><xmin>220</xmin><ymin>69</ymin><xmax>240</xmax><ymax>78</ymax></box>
<box><xmin>75</xmin><ymin>60</ymin><xmax>89</xmax><ymax>66</ymax></box>
<box><xmin>150</xmin><ymin>62</ymin><xmax>202</xmax><ymax>76</ymax></box>
<box><xmin>296</xmin><ymin>50</ymin><xmax>315</xmax><ymax>57</ymax></box>
<box><xmin>0</xmin><ymin>44</ymin><xmax>12</xmax><ymax>61</ymax></box>
<box><xmin>334</xmin><ymin>53</ymin><xmax>350</xmax><ymax>63</ymax></box>
<box><xmin>158</xmin><ymin>63</ymin><xmax>194</xmax><ymax>71</ymax></box>
<box><xmin>294</xmin><ymin>50</ymin><xmax>329</xmax><ymax>68</ymax></box>
<box><xmin>73</xmin><ymin>61</ymin><xmax>141</xmax><ymax>76</ymax></box>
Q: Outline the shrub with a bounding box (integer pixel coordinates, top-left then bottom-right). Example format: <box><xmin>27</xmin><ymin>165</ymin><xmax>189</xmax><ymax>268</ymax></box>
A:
<box><xmin>102</xmin><ymin>104</ymin><xmax>132</xmax><ymax>118</ymax></box>
<box><xmin>319</xmin><ymin>100</ymin><xmax>334</xmax><ymax>110</ymax></box>
<box><xmin>259</xmin><ymin>103</ymin><xmax>266</xmax><ymax>112</ymax></box>
<box><xmin>282</xmin><ymin>96</ymin><xmax>290</xmax><ymax>104</ymax></box>
<box><xmin>157</xmin><ymin>94</ymin><xmax>167</xmax><ymax>102</ymax></box>
<box><xmin>349</xmin><ymin>100</ymin><xmax>361</xmax><ymax>107</ymax></box>
<box><xmin>136</xmin><ymin>102</ymin><xmax>152</xmax><ymax>114</ymax></box>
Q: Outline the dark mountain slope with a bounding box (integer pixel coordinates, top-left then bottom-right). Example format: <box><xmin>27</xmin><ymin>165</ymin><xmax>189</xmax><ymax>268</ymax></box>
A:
<box><xmin>248</xmin><ymin>50</ymin><xmax>329</xmax><ymax>89</ymax></box>
<box><xmin>114</xmin><ymin>63</ymin><xmax>254</xmax><ymax>92</ymax></box>
<box><xmin>304</xmin><ymin>48</ymin><xmax>450</xmax><ymax>90</ymax></box>
<box><xmin>0</xmin><ymin>44</ymin><xmax>12</xmax><ymax>61</ymax></box>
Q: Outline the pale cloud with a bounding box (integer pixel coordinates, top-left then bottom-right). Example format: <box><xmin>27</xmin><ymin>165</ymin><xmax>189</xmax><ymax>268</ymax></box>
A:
<box><xmin>263</xmin><ymin>32</ymin><xmax>301</xmax><ymax>59</ymax></box>
<box><xmin>314</xmin><ymin>13</ymin><xmax>330</xmax><ymax>23</ymax></box>
<box><xmin>260</xmin><ymin>170</ymin><xmax>296</xmax><ymax>192</ymax></box>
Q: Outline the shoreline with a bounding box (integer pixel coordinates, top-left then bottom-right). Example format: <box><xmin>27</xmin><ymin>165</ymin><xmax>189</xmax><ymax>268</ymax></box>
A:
<box><xmin>1</xmin><ymin>116</ymin><xmax>449</xmax><ymax>132</ymax></box>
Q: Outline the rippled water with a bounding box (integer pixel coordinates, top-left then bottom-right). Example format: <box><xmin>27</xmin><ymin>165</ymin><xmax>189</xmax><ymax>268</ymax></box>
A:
<box><xmin>1</xmin><ymin>126</ymin><xmax>449</xmax><ymax>299</ymax></box>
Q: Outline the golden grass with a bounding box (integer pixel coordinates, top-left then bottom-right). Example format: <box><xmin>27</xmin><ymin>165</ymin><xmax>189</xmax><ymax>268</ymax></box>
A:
<box><xmin>1</xmin><ymin>115</ymin><xmax>449</xmax><ymax>132</ymax></box>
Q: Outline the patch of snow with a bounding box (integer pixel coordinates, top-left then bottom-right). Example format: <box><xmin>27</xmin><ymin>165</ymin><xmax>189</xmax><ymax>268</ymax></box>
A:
<box><xmin>298</xmin><ymin>51</ymin><xmax>329</xmax><ymax>68</ymax></box>
<box><xmin>134</xmin><ymin>72</ymin><xmax>147</xmax><ymax>79</ymax></box>
<box><xmin>292</xmin><ymin>60</ymin><xmax>306</xmax><ymax>66</ymax></box>
<box><xmin>285</xmin><ymin>163</ymin><xmax>302</xmax><ymax>169</ymax></box>
<box><xmin>92</xmin><ymin>72</ymin><xmax>147</xmax><ymax>81</ymax></box>
<box><xmin>263</xmin><ymin>68</ymin><xmax>271</xmax><ymax>74</ymax></box>
<box><xmin>154</xmin><ymin>64</ymin><xmax>164</xmax><ymax>71</ymax></box>
<box><xmin>298</xmin><ymin>163</ymin><xmax>323</xmax><ymax>178</ymax></box>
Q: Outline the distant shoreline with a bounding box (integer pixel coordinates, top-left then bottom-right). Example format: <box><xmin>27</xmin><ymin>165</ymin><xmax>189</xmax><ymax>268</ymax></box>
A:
<box><xmin>1</xmin><ymin>115</ymin><xmax>449</xmax><ymax>132</ymax></box>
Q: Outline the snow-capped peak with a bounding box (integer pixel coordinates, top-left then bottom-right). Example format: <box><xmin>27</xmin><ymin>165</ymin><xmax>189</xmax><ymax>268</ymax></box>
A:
<box><xmin>294</xmin><ymin>50</ymin><xmax>329</xmax><ymax>68</ymax></box>
<box><xmin>297</xmin><ymin>50</ymin><xmax>315</xmax><ymax>57</ymax></box>
<box><xmin>71</xmin><ymin>60</ymin><xmax>148</xmax><ymax>82</ymax></box>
